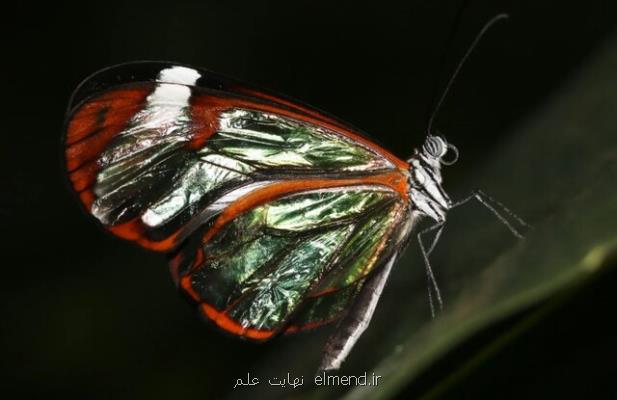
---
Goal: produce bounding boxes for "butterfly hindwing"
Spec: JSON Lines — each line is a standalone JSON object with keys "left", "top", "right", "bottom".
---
{"left": 173, "top": 186, "right": 410, "bottom": 339}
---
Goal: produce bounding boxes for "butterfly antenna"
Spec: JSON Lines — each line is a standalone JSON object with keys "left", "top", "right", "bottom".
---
{"left": 426, "top": 13, "right": 509, "bottom": 135}
{"left": 426, "top": 0, "right": 471, "bottom": 130}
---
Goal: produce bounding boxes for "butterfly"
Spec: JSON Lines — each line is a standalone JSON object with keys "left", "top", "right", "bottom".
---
{"left": 63, "top": 41, "right": 525, "bottom": 371}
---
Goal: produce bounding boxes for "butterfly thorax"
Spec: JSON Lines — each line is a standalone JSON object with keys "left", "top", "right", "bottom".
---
{"left": 407, "top": 136, "right": 456, "bottom": 223}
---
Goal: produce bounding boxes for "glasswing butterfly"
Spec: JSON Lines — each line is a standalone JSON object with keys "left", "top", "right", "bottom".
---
{"left": 62, "top": 14, "right": 526, "bottom": 372}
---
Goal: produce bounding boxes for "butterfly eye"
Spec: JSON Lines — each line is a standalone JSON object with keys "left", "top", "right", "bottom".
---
{"left": 423, "top": 136, "right": 446, "bottom": 159}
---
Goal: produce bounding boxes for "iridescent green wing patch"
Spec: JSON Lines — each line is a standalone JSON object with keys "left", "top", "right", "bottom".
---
{"left": 310, "top": 201, "right": 409, "bottom": 295}
{"left": 226, "top": 226, "right": 354, "bottom": 331}
{"left": 209, "top": 109, "right": 393, "bottom": 172}
{"left": 285, "top": 280, "right": 366, "bottom": 333}
{"left": 284, "top": 201, "right": 410, "bottom": 332}
{"left": 177, "top": 186, "right": 410, "bottom": 338}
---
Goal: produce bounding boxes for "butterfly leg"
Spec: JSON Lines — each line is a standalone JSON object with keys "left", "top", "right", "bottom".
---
{"left": 452, "top": 189, "right": 530, "bottom": 239}
{"left": 418, "top": 222, "right": 446, "bottom": 318}
{"left": 319, "top": 253, "right": 399, "bottom": 372}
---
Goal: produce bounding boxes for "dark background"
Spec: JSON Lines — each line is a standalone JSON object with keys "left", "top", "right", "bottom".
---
{"left": 2, "top": 0, "right": 616, "bottom": 398}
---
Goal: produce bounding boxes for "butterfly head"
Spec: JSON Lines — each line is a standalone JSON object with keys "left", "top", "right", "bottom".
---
{"left": 407, "top": 135, "right": 458, "bottom": 223}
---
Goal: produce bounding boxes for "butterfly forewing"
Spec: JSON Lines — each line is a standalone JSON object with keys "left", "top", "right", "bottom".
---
{"left": 63, "top": 62, "right": 413, "bottom": 341}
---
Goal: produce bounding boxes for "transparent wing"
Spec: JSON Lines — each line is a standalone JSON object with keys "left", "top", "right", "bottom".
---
{"left": 63, "top": 63, "right": 404, "bottom": 252}
{"left": 173, "top": 186, "right": 411, "bottom": 340}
